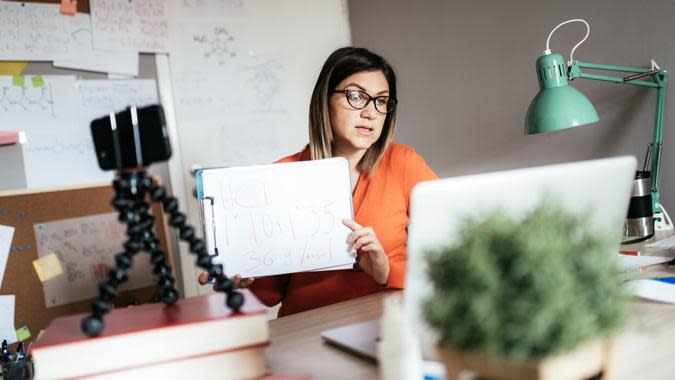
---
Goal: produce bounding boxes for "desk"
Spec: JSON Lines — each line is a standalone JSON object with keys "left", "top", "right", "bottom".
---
{"left": 267, "top": 290, "right": 389, "bottom": 379}
{"left": 267, "top": 274, "right": 675, "bottom": 379}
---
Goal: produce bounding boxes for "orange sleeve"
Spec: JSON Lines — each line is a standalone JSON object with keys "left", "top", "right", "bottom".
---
{"left": 404, "top": 147, "right": 438, "bottom": 209}
{"left": 386, "top": 147, "right": 438, "bottom": 289}
{"left": 249, "top": 274, "right": 291, "bottom": 308}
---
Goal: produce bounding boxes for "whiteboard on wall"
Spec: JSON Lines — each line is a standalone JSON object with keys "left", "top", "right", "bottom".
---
{"left": 0, "top": 76, "right": 159, "bottom": 189}
{"left": 161, "top": 0, "right": 351, "bottom": 296}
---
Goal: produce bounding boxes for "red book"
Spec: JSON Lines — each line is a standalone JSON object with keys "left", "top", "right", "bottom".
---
{"left": 31, "top": 290, "right": 268, "bottom": 379}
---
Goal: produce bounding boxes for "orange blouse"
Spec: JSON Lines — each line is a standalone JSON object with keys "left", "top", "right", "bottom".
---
{"left": 249, "top": 143, "right": 438, "bottom": 316}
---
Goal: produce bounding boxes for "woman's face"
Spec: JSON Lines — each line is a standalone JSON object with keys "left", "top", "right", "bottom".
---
{"left": 329, "top": 70, "right": 389, "bottom": 154}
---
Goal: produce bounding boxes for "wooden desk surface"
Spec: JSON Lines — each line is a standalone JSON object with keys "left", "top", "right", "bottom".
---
{"left": 267, "top": 290, "right": 389, "bottom": 379}
{"left": 267, "top": 266, "right": 675, "bottom": 379}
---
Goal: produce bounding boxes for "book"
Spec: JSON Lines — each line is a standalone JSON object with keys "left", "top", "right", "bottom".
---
{"left": 31, "top": 290, "right": 268, "bottom": 379}
{"left": 84, "top": 343, "right": 269, "bottom": 380}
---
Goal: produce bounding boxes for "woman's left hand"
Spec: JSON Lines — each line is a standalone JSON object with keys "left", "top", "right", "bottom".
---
{"left": 342, "top": 219, "right": 390, "bottom": 285}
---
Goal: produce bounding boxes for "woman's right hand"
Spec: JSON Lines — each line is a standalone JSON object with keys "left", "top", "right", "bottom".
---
{"left": 197, "top": 272, "right": 255, "bottom": 289}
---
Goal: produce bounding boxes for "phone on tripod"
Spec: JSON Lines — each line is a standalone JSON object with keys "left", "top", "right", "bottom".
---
{"left": 90, "top": 105, "right": 171, "bottom": 170}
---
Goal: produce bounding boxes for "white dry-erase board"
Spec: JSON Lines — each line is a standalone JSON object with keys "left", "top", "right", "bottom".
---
{"left": 159, "top": 0, "right": 352, "bottom": 295}
{"left": 196, "top": 158, "right": 356, "bottom": 278}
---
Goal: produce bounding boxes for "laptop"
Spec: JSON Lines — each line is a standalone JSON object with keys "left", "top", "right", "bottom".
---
{"left": 321, "top": 156, "right": 637, "bottom": 360}
{"left": 405, "top": 156, "right": 636, "bottom": 358}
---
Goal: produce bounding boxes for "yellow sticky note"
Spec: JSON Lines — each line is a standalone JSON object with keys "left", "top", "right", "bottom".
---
{"left": 12, "top": 75, "right": 24, "bottom": 87}
{"left": 31, "top": 75, "right": 45, "bottom": 88}
{"left": 32, "top": 253, "right": 63, "bottom": 282}
{"left": 0, "top": 61, "right": 28, "bottom": 76}
{"left": 16, "top": 326, "right": 31, "bottom": 342}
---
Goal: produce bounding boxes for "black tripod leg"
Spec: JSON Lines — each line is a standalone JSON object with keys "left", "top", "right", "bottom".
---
{"left": 149, "top": 182, "right": 244, "bottom": 311}
{"left": 82, "top": 176, "right": 141, "bottom": 336}
{"left": 133, "top": 204, "right": 179, "bottom": 305}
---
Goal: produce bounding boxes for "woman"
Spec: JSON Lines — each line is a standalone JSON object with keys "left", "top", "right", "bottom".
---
{"left": 199, "top": 47, "right": 437, "bottom": 316}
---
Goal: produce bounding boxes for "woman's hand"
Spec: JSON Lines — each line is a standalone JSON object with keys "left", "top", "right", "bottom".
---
{"left": 342, "top": 219, "right": 390, "bottom": 285}
{"left": 197, "top": 272, "right": 255, "bottom": 289}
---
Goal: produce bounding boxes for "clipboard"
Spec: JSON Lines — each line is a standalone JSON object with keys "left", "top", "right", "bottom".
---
{"left": 195, "top": 158, "right": 356, "bottom": 278}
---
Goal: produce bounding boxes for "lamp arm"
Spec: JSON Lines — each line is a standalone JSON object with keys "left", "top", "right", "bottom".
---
{"left": 569, "top": 61, "right": 665, "bottom": 88}
{"left": 569, "top": 61, "right": 669, "bottom": 214}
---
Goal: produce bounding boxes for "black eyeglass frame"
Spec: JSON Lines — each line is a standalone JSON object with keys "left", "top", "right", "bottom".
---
{"left": 331, "top": 89, "right": 398, "bottom": 114}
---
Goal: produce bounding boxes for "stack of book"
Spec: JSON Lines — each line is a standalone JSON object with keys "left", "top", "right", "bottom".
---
{"left": 31, "top": 290, "right": 269, "bottom": 379}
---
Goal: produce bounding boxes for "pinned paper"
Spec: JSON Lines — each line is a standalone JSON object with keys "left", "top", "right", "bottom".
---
{"left": 0, "top": 225, "right": 13, "bottom": 288}
{"left": 12, "top": 75, "right": 24, "bottom": 87}
{"left": 0, "top": 296, "right": 17, "bottom": 344}
{"left": 31, "top": 75, "right": 45, "bottom": 88}
{"left": 60, "top": 0, "right": 77, "bottom": 15}
{"left": 15, "top": 326, "right": 31, "bottom": 342}
{"left": 0, "top": 61, "right": 27, "bottom": 76}
{"left": 32, "top": 253, "right": 64, "bottom": 282}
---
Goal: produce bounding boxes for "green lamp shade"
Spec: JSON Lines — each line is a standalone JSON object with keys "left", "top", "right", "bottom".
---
{"left": 525, "top": 53, "right": 599, "bottom": 134}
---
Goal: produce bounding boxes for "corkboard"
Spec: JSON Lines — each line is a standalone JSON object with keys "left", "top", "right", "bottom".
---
{"left": 0, "top": 181, "right": 174, "bottom": 343}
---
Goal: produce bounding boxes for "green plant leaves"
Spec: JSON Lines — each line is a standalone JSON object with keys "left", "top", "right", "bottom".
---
{"left": 424, "top": 200, "right": 628, "bottom": 360}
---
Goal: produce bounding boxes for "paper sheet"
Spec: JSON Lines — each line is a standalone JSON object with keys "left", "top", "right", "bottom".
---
{"left": 624, "top": 278, "right": 675, "bottom": 304}
{"left": 0, "top": 1, "right": 72, "bottom": 60}
{"left": 0, "top": 76, "right": 159, "bottom": 189}
{"left": 0, "top": 295, "right": 17, "bottom": 344}
{"left": 53, "top": 13, "right": 139, "bottom": 76}
{"left": 198, "top": 158, "right": 356, "bottom": 278}
{"left": 615, "top": 255, "right": 673, "bottom": 271}
{"left": 647, "top": 235, "right": 675, "bottom": 249}
{"left": 0, "top": 75, "right": 113, "bottom": 188}
{"left": 90, "top": 0, "right": 169, "bottom": 52}
{"left": 0, "top": 224, "right": 12, "bottom": 288}
{"left": 34, "top": 213, "right": 154, "bottom": 307}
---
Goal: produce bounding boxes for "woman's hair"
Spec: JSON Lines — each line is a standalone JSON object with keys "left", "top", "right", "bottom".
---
{"left": 308, "top": 47, "right": 398, "bottom": 176}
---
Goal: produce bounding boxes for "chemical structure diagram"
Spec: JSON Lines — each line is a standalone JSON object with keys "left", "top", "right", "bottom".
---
{"left": 0, "top": 83, "right": 55, "bottom": 116}
{"left": 193, "top": 26, "right": 237, "bottom": 66}
{"left": 249, "top": 59, "right": 283, "bottom": 112}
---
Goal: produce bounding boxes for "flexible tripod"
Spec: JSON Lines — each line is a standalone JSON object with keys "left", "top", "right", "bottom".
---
{"left": 81, "top": 170, "right": 243, "bottom": 337}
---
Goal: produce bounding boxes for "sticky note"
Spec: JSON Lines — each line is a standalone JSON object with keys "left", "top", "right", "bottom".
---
{"left": 60, "top": 0, "right": 77, "bottom": 15}
{"left": 32, "top": 253, "right": 63, "bottom": 282}
{"left": 12, "top": 76, "right": 24, "bottom": 87}
{"left": 31, "top": 75, "right": 45, "bottom": 88}
{"left": 0, "top": 62, "right": 27, "bottom": 76}
{"left": 15, "top": 326, "right": 30, "bottom": 342}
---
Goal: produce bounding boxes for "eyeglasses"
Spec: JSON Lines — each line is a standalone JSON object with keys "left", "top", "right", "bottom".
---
{"left": 332, "top": 89, "right": 397, "bottom": 114}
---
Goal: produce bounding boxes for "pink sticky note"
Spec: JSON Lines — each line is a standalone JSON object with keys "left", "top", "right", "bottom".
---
{"left": 60, "top": 0, "right": 77, "bottom": 15}
{"left": 0, "top": 131, "right": 19, "bottom": 146}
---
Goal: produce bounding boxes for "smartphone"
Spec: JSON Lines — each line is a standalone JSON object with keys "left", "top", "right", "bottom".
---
{"left": 90, "top": 105, "right": 172, "bottom": 170}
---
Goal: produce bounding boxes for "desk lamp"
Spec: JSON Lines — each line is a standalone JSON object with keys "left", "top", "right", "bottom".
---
{"left": 525, "top": 19, "right": 671, "bottom": 243}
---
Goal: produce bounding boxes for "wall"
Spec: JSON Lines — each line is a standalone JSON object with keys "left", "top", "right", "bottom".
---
{"left": 348, "top": 0, "right": 674, "bottom": 212}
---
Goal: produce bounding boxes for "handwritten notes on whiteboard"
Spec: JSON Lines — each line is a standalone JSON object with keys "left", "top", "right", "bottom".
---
{"left": 90, "top": 0, "right": 169, "bottom": 52}
{"left": 34, "top": 213, "right": 154, "bottom": 307}
{"left": 197, "top": 158, "right": 356, "bottom": 278}
{"left": 54, "top": 13, "right": 139, "bottom": 76}
{"left": 0, "top": 76, "right": 158, "bottom": 190}
{"left": 0, "top": 1, "right": 72, "bottom": 60}
{"left": 76, "top": 79, "right": 158, "bottom": 124}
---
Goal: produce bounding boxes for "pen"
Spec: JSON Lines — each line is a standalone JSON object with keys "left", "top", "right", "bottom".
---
{"left": 1, "top": 339, "right": 9, "bottom": 362}
{"left": 17, "top": 341, "right": 25, "bottom": 360}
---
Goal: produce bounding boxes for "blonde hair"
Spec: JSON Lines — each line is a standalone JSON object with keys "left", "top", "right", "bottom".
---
{"left": 307, "top": 47, "right": 398, "bottom": 176}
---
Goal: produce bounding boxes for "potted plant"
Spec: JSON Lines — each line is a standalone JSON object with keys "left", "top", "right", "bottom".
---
{"left": 424, "top": 200, "right": 628, "bottom": 380}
